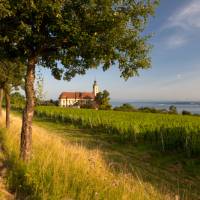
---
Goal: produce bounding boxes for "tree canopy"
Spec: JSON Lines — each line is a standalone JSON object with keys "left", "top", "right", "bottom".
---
{"left": 0, "top": 59, "right": 25, "bottom": 127}
{"left": 95, "top": 90, "right": 112, "bottom": 110}
{"left": 0, "top": 0, "right": 159, "bottom": 161}
{"left": 0, "top": 59, "right": 25, "bottom": 90}
{"left": 114, "top": 103, "right": 136, "bottom": 112}
{"left": 10, "top": 92, "right": 25, "bottom": 107}
{"left": 0, "top": 0, "right": 158, "bottom": 80}
{"left": 169, "top": 105, "right": 178, "bottom": 114}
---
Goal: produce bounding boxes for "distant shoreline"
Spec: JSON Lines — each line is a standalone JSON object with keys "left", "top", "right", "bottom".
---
{"left": 111, "top": 101, "right": 200, "bottom": 114}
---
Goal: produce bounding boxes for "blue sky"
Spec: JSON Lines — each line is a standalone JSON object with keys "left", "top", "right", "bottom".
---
{"left": 40, "top": 0, "right": 200, "bottom": 101}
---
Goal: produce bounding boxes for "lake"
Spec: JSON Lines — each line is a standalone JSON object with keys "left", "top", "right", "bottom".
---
{"left": 111, "top": 101, "right": 200, "bottom": 114}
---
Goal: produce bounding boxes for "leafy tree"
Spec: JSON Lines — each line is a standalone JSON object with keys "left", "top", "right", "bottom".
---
{"left": 0, "top": 60, "right": 25, "bottom": 128}
{"left": 39, "top": 99, "right": 58, "bottom": 106}
{"left": 10, "top": 92, "right": 25, "bottom": 108}
{"left": 95, "top": 90, "right": 111, "bottom": 110}
{"left": 114, "top": 103, "right": 136, "bottom": 112}
{"left": 138, "top": 107, "right": 168, "bottom": 114}
{"left": 79, "top": 100, "right": 93, "bottom": 109}
{"left": 0, "top": 0, "right": 159, "bottom": 161}
{"left": 169, "top": 105, "right": 177, "bottom": 114}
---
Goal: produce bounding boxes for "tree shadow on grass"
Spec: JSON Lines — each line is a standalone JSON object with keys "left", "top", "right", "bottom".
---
{"left": 33, "top": 116, "right": 200, "bottom": 200}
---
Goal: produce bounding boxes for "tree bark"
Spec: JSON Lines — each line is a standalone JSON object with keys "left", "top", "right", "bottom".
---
{"left": 0, "top": 89, "right": 3, "bottom": 118}
{"left": 5, "top": 90, "right": 10, "bottom": 129}
{"left": 20, "top": 56, "right": 36, "bottom": 162}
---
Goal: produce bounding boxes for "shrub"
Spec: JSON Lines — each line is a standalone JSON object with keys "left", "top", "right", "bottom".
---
{"left": 182, "top": 110, "right": 192, "bottom": 115}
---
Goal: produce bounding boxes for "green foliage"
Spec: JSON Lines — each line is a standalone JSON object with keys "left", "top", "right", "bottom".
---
{"left": 0, "top": 0, "right": 159, "bottom": 160}
{"left": 79, "top": 100, "right": 94, "bottom": 109}
{"left": 0, "top": 60, "right": 25, "bottom": 128}
{"left": 10, "top": 92, "right": 25, "bottom": 107}
{"left": 0, "top": 0, "right": 12, "bottom": 21}
{"left": 0, "top": 0, "right": 159, "bottom": 80}
{"left": 114, "top": 103, "right": 136, "bottom": 112}
{"left": 0, "top": 59, "right": 25, "bottom": 92}
{"left": 40, "top": 99, "right": 59, "bottom": 106}
{"left": 95, "top": 90, "right": 111, "bottom": 110}
{"left": 169, "top": 105, "right": 178, "bottom": 114}
{"left": 182, "top": 110, "right": 192, "bottom": 116}
{"left": 35, "top": 106, "right": 200, "bottom": 157}
{"left": 114, "top": 104, "right": 173, "bottom": 114}
{"left": 138, "top": 107, "right": 168, "bottom": 114}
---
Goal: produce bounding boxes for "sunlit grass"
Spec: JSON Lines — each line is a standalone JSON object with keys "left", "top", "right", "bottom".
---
{"left": 0, "top": 113, "right": 173, "bottom": 200}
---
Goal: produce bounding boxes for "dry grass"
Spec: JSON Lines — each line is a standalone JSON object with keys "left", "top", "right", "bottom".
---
{"left": 0, "top": 113, "right": 173, "bottom": 200}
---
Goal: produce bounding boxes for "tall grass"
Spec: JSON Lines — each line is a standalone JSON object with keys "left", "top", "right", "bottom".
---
{"left": 0, "top": 114, "right": 173, "bottom": 200}
{"left": 35, "top": 106, "right": 200, "bottom": 156}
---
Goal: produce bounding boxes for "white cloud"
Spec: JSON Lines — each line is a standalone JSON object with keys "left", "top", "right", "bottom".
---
{"left": 167, "top": 0, "right": 200, "bottom": 30}
{"left": 176, "top": 74, "right": 182, "bottom": 80}
{"left": 166, "top": 34, "right": 187, "bottom": 48}
{"left": 160, "top": 0, "right": 200, "bottom": 49}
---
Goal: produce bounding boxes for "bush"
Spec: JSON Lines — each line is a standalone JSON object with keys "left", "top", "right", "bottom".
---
{"left": 114, "top": 103, "right": 136, "bottom": 112}
{"left": 169, "top": 105, "right": 178, "bottom": 114}
{"left": 138, "top": 107, "right": 168, "bottom": 114}
{"left": 182, "top": 110, "right": 192, "bottom": 115}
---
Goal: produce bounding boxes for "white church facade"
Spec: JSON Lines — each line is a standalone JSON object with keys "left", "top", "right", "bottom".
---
{"left": 59, "top": 81, "right": 99, "bottom": 107}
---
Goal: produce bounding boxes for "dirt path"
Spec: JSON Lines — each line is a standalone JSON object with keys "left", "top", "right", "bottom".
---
{"left": 0, "top": 172, "right": 14, "bottom": 199}
{"left": 0, "top": 147, "right": 14, "bottom": 200}
{"left": 0, "top": 114, "right": 14, "bottom": 200}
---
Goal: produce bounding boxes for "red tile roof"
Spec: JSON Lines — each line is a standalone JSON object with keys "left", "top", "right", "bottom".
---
{"left": 59, "top": 92, "right": 95, "bottom": 99}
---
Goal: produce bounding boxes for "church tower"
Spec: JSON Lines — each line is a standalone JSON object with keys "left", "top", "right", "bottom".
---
{"left": 93, "top": 80, "right": 99, "bottom": 96}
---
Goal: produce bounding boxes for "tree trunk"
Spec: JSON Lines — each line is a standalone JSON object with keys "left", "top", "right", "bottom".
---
{"left": 0, "top": 89, "right": 3, "bottom": 118}
{"left": 5, "top": 90, "right": 10, "bottom": 129}
{"left": 20, "top": 56, "right": 36, "bottom": 162}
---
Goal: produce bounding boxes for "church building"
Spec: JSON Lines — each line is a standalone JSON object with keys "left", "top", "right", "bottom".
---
{"left": 59, "top": 81, "right": 99, "bottom": 107}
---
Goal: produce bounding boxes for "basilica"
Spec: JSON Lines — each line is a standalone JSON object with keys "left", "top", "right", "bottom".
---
{"left": 59, "top": 81, "right": 99, "bottom": 107}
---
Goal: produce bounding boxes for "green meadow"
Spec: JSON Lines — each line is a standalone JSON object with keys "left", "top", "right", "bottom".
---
{"left": 1, "top": 106, "right": 199, "bottom": 199}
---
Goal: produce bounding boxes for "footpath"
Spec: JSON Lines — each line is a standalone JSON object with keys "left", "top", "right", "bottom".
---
{"left": 0, "top": 148, "right": 14, "bottom": 200}
{"left": 0, "top": 115, "right": 14, "bottom": 200}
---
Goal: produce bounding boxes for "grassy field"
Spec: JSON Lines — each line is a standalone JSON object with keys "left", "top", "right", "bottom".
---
{"left": 33, "top": 117, "right": 200, "bottom": 198}
{"left": 2, "top": 107, "right": 199, "bottom": 199}
{"left": 0, "top": 112, "right": 179, "bottom": 200}
{"left": 35, "top": 106, "right": 200, "bottom": 156}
